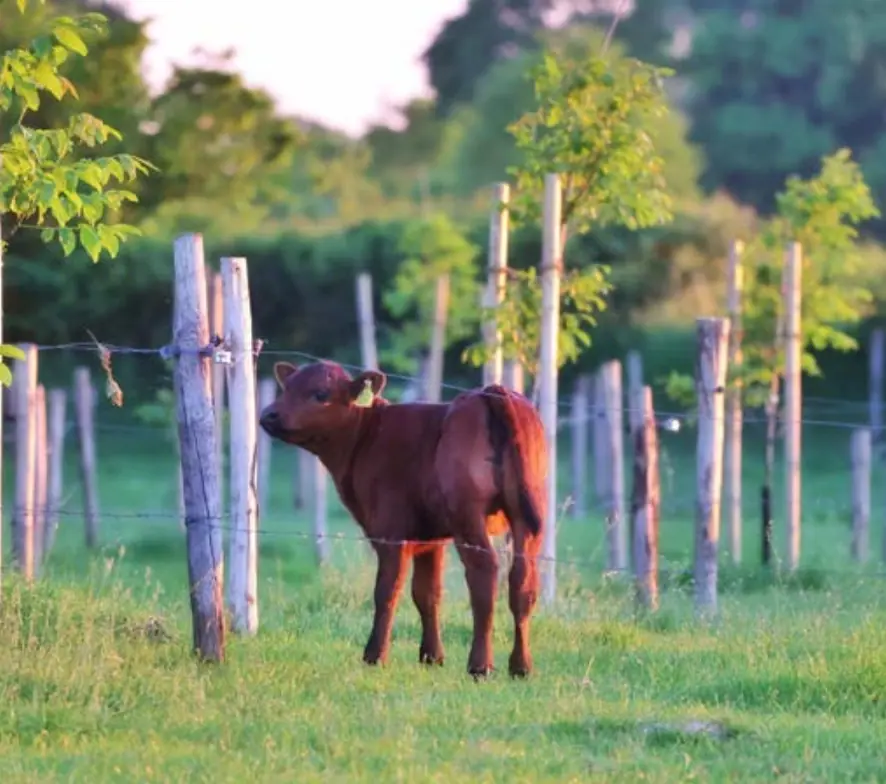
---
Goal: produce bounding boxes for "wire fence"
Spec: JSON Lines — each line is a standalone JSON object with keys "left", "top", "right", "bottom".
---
{"left": 23, "top": 338, "right": 883, "bottom": 428}
{"left": 8, "top": 339, "right": 886, "bottom": 589}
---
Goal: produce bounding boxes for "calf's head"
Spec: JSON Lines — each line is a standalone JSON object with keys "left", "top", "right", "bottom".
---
{"left": 258, "top": 360, "right": 386, "bottom": 446}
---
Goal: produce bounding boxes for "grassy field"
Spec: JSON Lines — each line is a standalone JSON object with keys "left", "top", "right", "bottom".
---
{"left": 3, "top": 401, "right": 886, "bottom": 782}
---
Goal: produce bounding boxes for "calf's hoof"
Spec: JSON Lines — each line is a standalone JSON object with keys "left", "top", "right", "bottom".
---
{"left": 419, "top": 648, "right": 445, "bottom": 666}
{"left": 508, "top": 652, "right": 533, "bottom": 679}
{"left": 362, "top": 646, "right": 385, "bottom": 667}
{"left": 468, "top": 664, "right": 494, "bottom": 681}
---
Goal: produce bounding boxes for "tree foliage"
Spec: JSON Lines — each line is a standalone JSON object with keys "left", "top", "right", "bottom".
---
{"left": 682, "top": 0, "right": 886, "bottom": 229}
{"left": 447, "top": 24, "right": 702, "bottom": 204}
{"left": 462, "top": 264, "right": 612, "bottom": 377}
{"left": 381, "top": 214, "right": 482, "bottom": 373}
{"left": 0, "top": 0, "right": 153, "bottom": 385}
{"left": 741, "top": 148, "right": 879, "bottom": 401}
{"left": 463, "top": 41, "right": 676, "bottom": 377}
{"left": 508, "top": 47, "right": 675, "bottom": 236}
{"left": 664, "top": 147, "right": 880, "bottom": 409}
{"left": 421, "top": 0, "right": 550, "bottom": 116}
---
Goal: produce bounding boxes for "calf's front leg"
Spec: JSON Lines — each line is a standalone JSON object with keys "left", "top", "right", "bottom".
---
{"left": 363, "top": 542, "right": 408, "bottom": 666}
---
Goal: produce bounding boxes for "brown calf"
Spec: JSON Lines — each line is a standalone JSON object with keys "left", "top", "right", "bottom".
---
{"left": 258, "top": 359, "right": 547, "bottom": 678}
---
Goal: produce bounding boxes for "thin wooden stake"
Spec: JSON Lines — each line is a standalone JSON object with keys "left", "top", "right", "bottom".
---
{"left": 297, "top": 448, "right": 313, "bottom": 512}
{"left": 73, "top": 367, "right": 99, "bottom": 549}
{"left": 0, "top": 224, "right": 4, "bottom": 590}
{"left": 13, "top": 343, "right": 37, "bottom": 580}
{"left": 631, "top": 386, "right": 659, "bottom": 611}
{"left": 871, "top": 328, "right": 884, "bottom": 449}
{"left": 257, "top": 377, "right": 276, "bottom": 518}
{"left": 593, "top": 371, "right": 609, "bottom": 512}
{"left": 784, "top": 242, "right": 802, "bottom": 572}
{"left": 356, "top": 273, "right": 379, "bottom": 369}
{"left": 313, "top": 456, "right": 330, "bottom": 564}
{"left": 32, "top": 385, "right": 47, "bottom": 576}
{"left": 601, "top": 360, "right": 626, "bottom": 572}
{"left": 851, "top": 428, "right": 871, "bottom": 564}
{"left": 223, "top": 256, "right": 259, "bottom": 635}
{"left": 210, "top": 271, "right": 226, "bottom": 511}
{"left": 502, "top": 360, "right": 524, "bottom": 394}
{"left": 725, "top": 240, "right": 744, "bottom": 564}
{"left": 570, "top": 375, "right": 591, "bottom": 519}
{"left": 626, "top": 350, "right": 644, "bottom": 437}
{"left": 538, "top": 173, "right": 562, "bottom": 605}
{"left": 424, "top": 275, "right": 450, "bottom": 403}
{"left": 483, "top": 183, "right": 509, "bottom": 386}
{"left": 694, "top": 317, "right": 730, "bottom": 616}
{"left": 173, "top": 233, "right": 225, "bottom": 662}
{"left": 43, "top": 389, "right": 66, "bottom": 561}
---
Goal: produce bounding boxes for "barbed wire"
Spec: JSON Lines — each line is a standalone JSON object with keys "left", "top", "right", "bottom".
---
{"left": 21, "top": 339, "right": 885, "bottom": 430}
{"left": 18, "top": 503, "right": 886, "bottom": 585}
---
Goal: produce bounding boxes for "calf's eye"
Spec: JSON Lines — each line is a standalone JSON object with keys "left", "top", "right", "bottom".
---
{"left": 313, "top": 389, "right": 330, "bottom": 403}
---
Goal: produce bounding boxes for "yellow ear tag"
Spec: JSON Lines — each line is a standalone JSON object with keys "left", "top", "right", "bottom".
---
{"left": 354, "top": 379, "right": 374, "bottom": 408}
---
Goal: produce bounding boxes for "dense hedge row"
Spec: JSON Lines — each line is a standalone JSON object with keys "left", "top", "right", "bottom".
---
{"left": 5, "top": 202, "right": 877, "bottom": 407}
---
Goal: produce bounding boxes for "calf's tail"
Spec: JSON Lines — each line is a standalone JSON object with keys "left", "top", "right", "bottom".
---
{"left": 482, "top": 385, "right": 545, "bottom": 537}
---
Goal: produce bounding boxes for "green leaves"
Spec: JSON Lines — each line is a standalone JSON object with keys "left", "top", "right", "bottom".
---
{"left": 0, "top": 343, "right": 26, "bottom": 389}
{"left": 1, "top": 3, "right": 154, "bottom": 263}
{"left": 741, "top": 148, "right": 878, "bottom": 400}
{"left": 381, "top": 214, "right": 481, "bottom": 373}
{"left": 507, "top": 49, "right": 675, "bottom": 238}
{"left": 462, "top": 265, "right": 612, "bottom": 377}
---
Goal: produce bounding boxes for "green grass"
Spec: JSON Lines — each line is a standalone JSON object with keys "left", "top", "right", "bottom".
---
{"left": 3, "top": 403, "right": 886, "bottom": 782}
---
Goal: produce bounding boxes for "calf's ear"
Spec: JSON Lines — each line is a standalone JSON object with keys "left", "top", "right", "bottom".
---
{"left": 273, "top": 361, "right": 298, "bottom": 390}
{"left": 348, "top": 370, "right": 386, "bottom": 407}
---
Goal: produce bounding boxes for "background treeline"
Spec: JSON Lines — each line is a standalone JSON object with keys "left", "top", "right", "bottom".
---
{"left": 5, "top": 0, "right": 886, "bottom": 401}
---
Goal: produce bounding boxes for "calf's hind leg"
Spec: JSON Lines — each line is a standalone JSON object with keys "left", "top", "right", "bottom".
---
{"left": 411, "top": 546, "right": 446, "bottom": 665}
{"left": 453, "top": 522, "right": 499, "bottom": 678}
{"left": 507, "top": 527, "right": 541, "bottom": 678}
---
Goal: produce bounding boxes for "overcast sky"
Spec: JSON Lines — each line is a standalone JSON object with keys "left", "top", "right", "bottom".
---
{"left": 120, "top": 0, "right": 467, "bottom": 135}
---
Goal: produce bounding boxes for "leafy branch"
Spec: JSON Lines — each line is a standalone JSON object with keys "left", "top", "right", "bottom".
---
{"left": 1, "top": 2, "right": 156, "bottom": 263}
{"left": 462, "top": 266, "right": 611, "bottom": 377}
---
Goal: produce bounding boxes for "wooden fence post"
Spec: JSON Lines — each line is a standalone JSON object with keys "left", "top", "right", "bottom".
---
{"left": 223, "top": 256, "right": 259, "bottom": 635}
{"left": 424, "top": 275, "right": 450, "bottom": 403}
{"left": 33, "top": 385, "right": 47, "bottom": 576}
{"left": 210, "top": 271, "right": 226, "bottom": 512}
{"left": 502, "top": 360, "right": 524, "bottom": 394}
{"left": 725, "top": 239, "right": 744, "bottom": 564}
{"left": 0, "top": 226, "right": 4, "bottom": 590}
{"left": 570, "top": 374, "right": 591, "bottom": 519}
{"left": 538, "top": 172, "right": 562, "bottom": 605}
{"left": 257, "top": 377, "right": 276, "bottom": 518}
{"left": 592, "top": 371, "right": 609, "bottom": 512}
{"left": 626, "top": 350, "right": 644, "bottom": 437}
{"left": 851, "top": 428, "right": 871, "bottom": 563}
{"left": 43, "top": 389, "right": 66, "bottom": 561}
{"left": 870, "top": 328, "right": 884, "bottom": 448}
{"left": 173, "top": 233, "right": 225, "bottom": 662}
{"left": 600, "top": 360, "right": 626, "bottom": 573}
{"left": 631, "top": 386, "right": 659, "bottom": 611}
{"left": 297, "top": 448, "right": 313, "bottom": 512}
{"left": 784, "top": 242, "right": 802, "bottom": 572}
{"left": 73, "top": 367, "right": 99, "bottom": 549}
{"left": 13, "top": 344, "right": 38, "bottom": 580}
{"left": 483, "top": 182, "right": 510, "bottom": 386}
{"left": 313, "top": 456, "right": 330, "bottom": 564}
{"left": 694, "top": 317, "right": 730, "bottom": 616}
{"left": 356, "top": 272, "right": 378, "bottom": 370}
{"left": 625, "top": 351, "right": 643, "bottom": 565}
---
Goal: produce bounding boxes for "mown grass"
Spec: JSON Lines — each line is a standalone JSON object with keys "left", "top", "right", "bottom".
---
{"left": 2, "top": 404, "right": 886, "bottom": 782}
